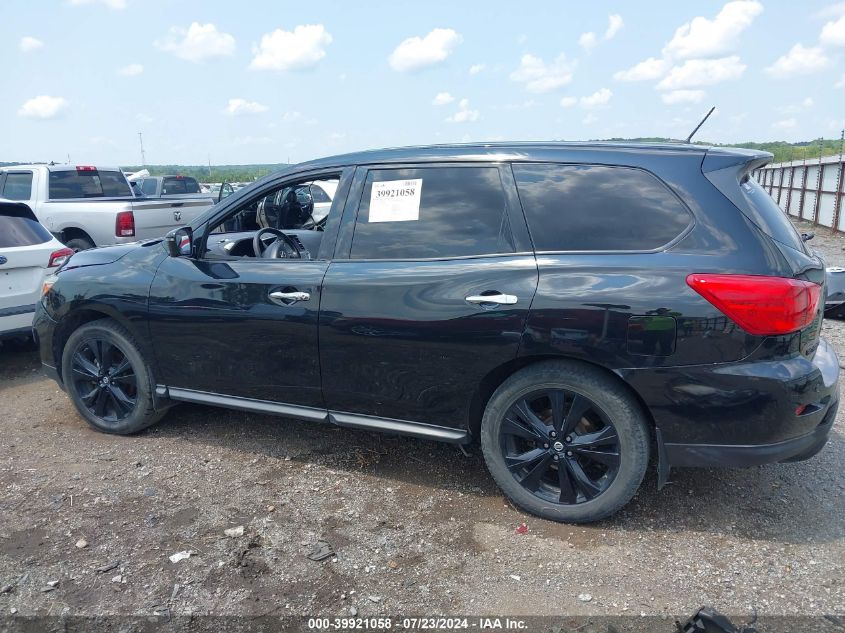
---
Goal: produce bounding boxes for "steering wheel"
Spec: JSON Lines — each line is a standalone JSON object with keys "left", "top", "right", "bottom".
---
{"left": 253, "top": 227, "right": 305, "bottom": 259}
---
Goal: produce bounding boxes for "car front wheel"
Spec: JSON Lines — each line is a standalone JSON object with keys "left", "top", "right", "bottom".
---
{"left": 61, "top": 319, "right": 165, "bottom": 435}
{"left": 481, "top": 360, "right": 650, "bottom": 523}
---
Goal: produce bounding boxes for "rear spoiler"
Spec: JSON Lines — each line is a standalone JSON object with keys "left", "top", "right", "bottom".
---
{"left": 0, "top": 201, "right": 39, "bottom": 222}
{"left": 702, "top": 148, "right": 773, "bottom": 180}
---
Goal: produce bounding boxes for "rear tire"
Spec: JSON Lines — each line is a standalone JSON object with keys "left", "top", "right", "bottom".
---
{"left": 65, "top": 236, "right": 95, "bottom": 252}
{"left": 61, "top": 319, "right": 164, "bottom": 435}
{"left": 481, "top": 360, "right": 650, "bottom": 523}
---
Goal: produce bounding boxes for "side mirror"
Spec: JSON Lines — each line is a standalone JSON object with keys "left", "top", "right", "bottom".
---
{"left": 165, "top": 226, "right": 193, "bottom": 257}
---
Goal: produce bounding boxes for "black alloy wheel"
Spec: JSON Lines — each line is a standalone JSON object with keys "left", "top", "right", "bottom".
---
{"left": 500, "top": 389, "right": 620, "bottom": 505}
{"left": 70, "top": 338, "right": 138, "bottom": 424}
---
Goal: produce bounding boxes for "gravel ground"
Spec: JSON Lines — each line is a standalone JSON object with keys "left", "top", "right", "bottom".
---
{"left": 0, "top": 221, "right": 844, "bottom": 631}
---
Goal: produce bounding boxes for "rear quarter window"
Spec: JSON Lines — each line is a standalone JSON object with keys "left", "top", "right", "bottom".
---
{"left": 738, "top": 179, "right": 806, "bottom": 253}
{"left": 513, "top": 163, "right": 693, "bottom": 252}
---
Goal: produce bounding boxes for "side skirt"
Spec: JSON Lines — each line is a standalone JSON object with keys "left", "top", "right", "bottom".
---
{"left": 156, "top": 386, "right": 470, "bottom": 444}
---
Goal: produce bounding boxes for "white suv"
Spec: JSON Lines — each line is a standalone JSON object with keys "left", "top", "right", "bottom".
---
{"left": 0, "top": 202, "right": 72, "bottom": 343}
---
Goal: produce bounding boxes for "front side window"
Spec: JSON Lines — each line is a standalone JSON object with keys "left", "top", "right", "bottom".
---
{"left": 1, "top": 172, "right": 33, "bottom": 200}
{"left": 350, "top": 166, "right": 513, "bottom": 259}
{"left": 513, "top": 163, "right": 693, "bottom": 252}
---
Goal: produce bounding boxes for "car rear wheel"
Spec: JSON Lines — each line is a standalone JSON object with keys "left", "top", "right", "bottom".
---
{"left": 61, "top": 319, "right": 165, "bottom": 434}
{"left": 65, "top": 236, "right": 95, "bottom": 252}
{"left": 481, "top": 360, "right": 650, "bottom": 523}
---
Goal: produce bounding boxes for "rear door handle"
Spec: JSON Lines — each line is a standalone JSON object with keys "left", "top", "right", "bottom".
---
{"left": 465, "top": 293, "right": 518, "bottom": 305}
{"left": 270, "top": 290, "right": 310, "bottom": 303}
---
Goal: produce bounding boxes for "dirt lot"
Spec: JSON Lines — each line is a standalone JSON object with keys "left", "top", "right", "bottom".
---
{"left": 1, "top": 221, "right": 844, "bottom": 631}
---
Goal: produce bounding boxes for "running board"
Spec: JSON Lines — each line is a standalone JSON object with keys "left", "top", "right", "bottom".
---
{"left": 157, "top": 386, "right": 470, "bottom": 444}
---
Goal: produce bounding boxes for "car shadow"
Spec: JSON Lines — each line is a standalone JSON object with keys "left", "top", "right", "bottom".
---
{"left": 148, "top": 402, "right": 845, "bottom": 546}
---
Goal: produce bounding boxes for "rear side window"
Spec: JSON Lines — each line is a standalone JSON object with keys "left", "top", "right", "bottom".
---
{"left": 513, "top": 163, "right": 693, "bottom": 252}
{"left": 1, "top": 172, "right": 34, "bottom": 200}
{"left": 163, "top": 177, "right": 200, "bottom": 194}
{"left": 0, "top": 213, "right": 52, "bottom": 247}
{"left": 351, "top": 167, "right": 513, "bottom": 259}
{"left": 49, "top": 170, "right": 131, "bottom": 199}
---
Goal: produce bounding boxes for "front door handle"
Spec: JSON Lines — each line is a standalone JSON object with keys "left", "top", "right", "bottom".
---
{"left": 270, "top": 290, "right": 310, "bottom": 303}
{"left": 465, "top": 293, "right": 518, "bottom": 305}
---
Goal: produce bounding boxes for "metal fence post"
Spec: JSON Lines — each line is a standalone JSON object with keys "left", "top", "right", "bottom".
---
{"left": 832, "top": 130, "right": 845, "bottom": 234}
{"left": 813, "top": 137, "right": 824, "bottom": 225}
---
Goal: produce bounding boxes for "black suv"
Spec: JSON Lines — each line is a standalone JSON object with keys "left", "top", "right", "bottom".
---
{"left": 33, "top": 142, "right": 839, "bottom": 523}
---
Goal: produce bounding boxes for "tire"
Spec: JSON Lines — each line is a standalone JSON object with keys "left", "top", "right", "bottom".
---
{"left": 61, "top": 318, "right": 165, "bottom": 435}
{"left": 824, "top": 303, "right": 845, "bottom": 320}
{"left": 65, "top": 236, "right": 95, "bottom": 252}
{"left": 481, "top": 360, "right": 650, "bottom": 523}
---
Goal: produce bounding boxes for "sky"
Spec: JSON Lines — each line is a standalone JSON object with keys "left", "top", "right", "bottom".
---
{"left": 2, "top": 0, "right": 845, "bottom": 166}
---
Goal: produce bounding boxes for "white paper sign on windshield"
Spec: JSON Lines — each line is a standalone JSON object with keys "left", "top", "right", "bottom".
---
{"left": 368, "top": 179, "right": 423, "bottom": 222}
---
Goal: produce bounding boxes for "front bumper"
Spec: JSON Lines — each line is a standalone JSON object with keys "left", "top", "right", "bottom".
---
{"left": 621, "top": 337, "right": 839, "bottom": 468}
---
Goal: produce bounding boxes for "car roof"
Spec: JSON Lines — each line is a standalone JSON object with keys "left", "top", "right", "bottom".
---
{"left": 286, "top": 140, "right": 730, "bottom": 173}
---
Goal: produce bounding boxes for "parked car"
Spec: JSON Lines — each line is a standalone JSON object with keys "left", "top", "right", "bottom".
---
{"left": 0, "top": 164, "right": 213, "bottom": 251}
{"left": 1, "top": 201, "right": 72, "bottom": 344}
{"left": 131, "top": 175, "right": 215, "bottom": 204}
{"left": 34, "top": 142, "right": 837, "bottom": 523}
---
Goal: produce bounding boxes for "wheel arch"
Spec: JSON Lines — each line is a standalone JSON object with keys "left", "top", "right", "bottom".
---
{"left": 59, "top": 227, "right": 95, "bottom": 247}
{"left": 52, "top": 305, "right": 146, "bottom": 382}
{"left": 466, "top": 354, "right": 657, "bottom": 443}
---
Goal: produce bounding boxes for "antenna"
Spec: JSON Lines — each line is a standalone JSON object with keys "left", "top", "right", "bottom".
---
{"left": 138, "top": 132, "right": 146, "bottom": 166}
{"left": 685, "top": 106, "right": 716, "bottom": 143}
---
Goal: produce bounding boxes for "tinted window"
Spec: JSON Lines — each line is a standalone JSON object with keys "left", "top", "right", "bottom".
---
{"left": 49, "top": 170, "right": 131, "bottom": 198}
{"left": 2, "top": 172, "right": 34, "bottom": 200}
{"left": 162, "top": 178, "right": 187, "bottom": 194}
{"left": 311, "top": 184, "right": 331, "bottom": 203}
{"left": 141, "top": 179, "right": 158, "bottom": 195}
{"left": 513, "top": 164, "right": 693, "bottom": 252}
{"left": 738, "top": 179, "right": 805, "bottom": 252}
{"left": 351, "top": 167, "right": 513, "bottom": 259}
{"left": 0, "top": 213, "right": 52, "bottom": 247}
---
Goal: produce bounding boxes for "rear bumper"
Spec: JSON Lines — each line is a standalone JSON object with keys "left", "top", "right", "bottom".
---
{"left": 32, "top": 306, "right": 63, "bottom": 389}
{"left": 620, "top": 337, "right": 839, "bottom": 468}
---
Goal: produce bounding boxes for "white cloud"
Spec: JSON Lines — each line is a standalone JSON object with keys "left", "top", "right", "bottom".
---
{"left": 18, "top": 95, "right": 67, "bottom": 119}
{"left": 837, "top": 74, "right": 845, "bottom": 88}
{"left": 579, "top": 32, "right": 598, "bottom": 52}
{"left": 613, "top": 57, "right": 668, "bottom": 81}
{"left": 510, "top": 53, "right": 576, "bottom": 93}
{"left": 604, "top": 14, "right": 624, "bottom": 40}
{"left": 802, "top": 96, "right": 814, "bottom": 107}
{"left": 155, "top": 23, "right": 235, "bottom": 63}
{"left": 432, "top": 92, "right": 455, "bottom": 106}
{"left": 765, "top": 44, "right": 831, "bottom": 78}
{"left": 580, "top": 14, "right": 623, "bottom": 52}
{"left": 20, "top": 36, "right": 43, "bottom": 52}
{"left": 469, "top": 63, "right": 485, "bottom": 75}
{"left": 663, "top": 1, "right": 763, "bottom": 59}
{"left": 224, "top": 98, "right": 269, "bottom": 116}
{"left": 560, "top": 96, "right": 577, "bottom": 107}
{"left": 234, "top": 136, "right": 274, "bottom": 146}
{"left": 118, "top": 63, "right": 143, "bottom": 76}
{"left": 249, "top": 24, "right": 332, "bottom": 71}
{"left": 282, "top": 111, "right": 303, "bottom": 122}
{"left": 656, "top": 56, "right": 746, "bottom": 90}
{"left": 772, "top": 118, "right": 797, "bottom": 130}
{"left": 446, "top": 98, "right": 479, "bottom": 123}
{"left": 779, "top": 97, "right": 814, "bottom": 113}
{"left": 389, "top": 28, "right": 462, "bottom": 72}
{"left": 661, "top": 89, "right": 706, "bottom": 104}
{"left": 820, "top": 15, "right": 845, "bottom": 46}
{"left": 580, "top": 88, "right": 612, "bottom": 108}
{"left": 68, "top": 0, "right": 126, "bottom": 8}
{"left": 814, "top": 2, "right": 845, "bottom": 19}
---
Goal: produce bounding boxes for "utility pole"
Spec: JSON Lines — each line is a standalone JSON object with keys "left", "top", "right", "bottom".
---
{"left": 138, "top": 132, "right": 146, "bottom": 166}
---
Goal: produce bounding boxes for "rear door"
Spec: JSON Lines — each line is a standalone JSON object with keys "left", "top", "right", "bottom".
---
{"left": 318, "top": 163, "right": 538, "bottom": 429}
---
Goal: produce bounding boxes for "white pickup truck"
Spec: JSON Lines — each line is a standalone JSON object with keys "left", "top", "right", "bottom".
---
{"left": 0, "top": 164, "right": 212, "bottom": 250}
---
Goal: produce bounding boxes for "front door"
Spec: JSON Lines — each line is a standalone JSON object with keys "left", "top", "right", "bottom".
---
{"left": 147, "top": 170, "right": 348, "bottom": 408}
{"left": 319, "top": 164, "right": 538, "bottom": 428}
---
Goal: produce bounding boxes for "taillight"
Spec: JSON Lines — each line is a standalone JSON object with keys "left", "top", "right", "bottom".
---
{"left": 48, "top": 247, "right": 74, "bottom": 268}
{"left": 686, "top": 273, "right": 821, "bottom": 336}
{"left": 115, "top": 210, "right": 135, "bottom": 237}
{"left": 76, "top": 165, "right": 96, "bottom": 172}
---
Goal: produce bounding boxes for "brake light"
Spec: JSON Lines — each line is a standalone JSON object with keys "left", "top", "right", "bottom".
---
{"left": 76, "top": 165, "right": 96, "bottom": 172}
{"left": 686, "top": 273, "right": 821, "bottom": 336}
{"left": 48, "top": 247, "right": 74, "bottom": 268}
{"left": 115, "top": 210, "right": 135, "bottom": 237}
